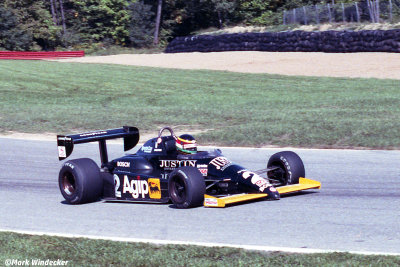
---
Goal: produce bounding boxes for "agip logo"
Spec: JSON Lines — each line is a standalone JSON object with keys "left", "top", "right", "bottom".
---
{"left": 114, "top": 175, "right": 162, "bottom": 200}
{"left": 148, "top": 178, "right": 161, "bottom": 199}
{"left": 122, "top": 176, "right": 149, "bottom": 198}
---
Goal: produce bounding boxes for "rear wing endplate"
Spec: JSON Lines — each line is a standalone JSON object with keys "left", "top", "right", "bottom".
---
{"left": 57, "top": 126, "right": 139, "bottom": 162}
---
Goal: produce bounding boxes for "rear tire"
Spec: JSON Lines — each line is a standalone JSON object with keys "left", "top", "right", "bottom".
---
{"left": 168, "top": 167, "right": 205, "bottom": 209}
{"left": 58, "top": 158, "right": 102, "bottom": 204}
{"left": 267, "top": 151, "right": 305, "bottom": 186}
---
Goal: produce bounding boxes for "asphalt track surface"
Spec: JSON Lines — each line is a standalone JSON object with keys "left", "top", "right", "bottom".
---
{"left": 1, "top": 138, "right": 399, "bottom": 254}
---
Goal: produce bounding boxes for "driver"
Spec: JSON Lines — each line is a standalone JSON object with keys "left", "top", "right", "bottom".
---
{"left": 176, "top": 134, "right": 197, "bottom": 154}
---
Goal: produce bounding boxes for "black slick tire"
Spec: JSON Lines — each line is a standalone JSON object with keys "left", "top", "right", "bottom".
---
{"left": 58, "top": 158, "right": 102, "bottom": 204}
{"left": 267, "top": 151, "right": 305, "bottom": 185}
{"left": 168, "top": 167, "right": 205, "bottom": 209}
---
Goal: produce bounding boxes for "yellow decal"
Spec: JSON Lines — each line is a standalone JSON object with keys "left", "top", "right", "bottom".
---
{"left": 148, "top": 178, "right": 161, "bottom": 199}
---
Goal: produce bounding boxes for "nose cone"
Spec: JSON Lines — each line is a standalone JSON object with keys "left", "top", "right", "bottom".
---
{"left": 265, "top": 186, "right": 280, "bottom": 200}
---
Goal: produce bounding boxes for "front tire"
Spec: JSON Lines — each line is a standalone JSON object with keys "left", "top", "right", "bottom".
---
{"left": 267, "top": 151, "right": 305, "bottom": 186}
{"left": 168, "top": 167, "right": 205, "bottom": 209}
{"left": 58, "top": 158, "right": 102, "bottom": 204}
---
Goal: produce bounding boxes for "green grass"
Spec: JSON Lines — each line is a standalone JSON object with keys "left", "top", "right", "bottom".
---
{"left": 0, "top": 232, "right": 399, "bottom": 267}
{"left": 0, "top": 60, "right": 399, "bottom": 149}
{"left": 84, "top": 45, "right": 164, "bottom": 56}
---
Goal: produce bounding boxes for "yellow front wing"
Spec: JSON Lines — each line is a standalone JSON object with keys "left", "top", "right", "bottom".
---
{"left": 203, "top": 177, "right": 321, "bottom": 208}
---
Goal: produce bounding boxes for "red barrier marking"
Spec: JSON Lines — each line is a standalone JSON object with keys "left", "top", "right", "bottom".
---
{"left": 0, "top": 51, "right": 85, "bottom": 60}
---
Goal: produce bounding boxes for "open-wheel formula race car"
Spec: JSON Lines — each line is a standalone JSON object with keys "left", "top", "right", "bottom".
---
{"left": 57, "top": 126, "right": 320, "bottom": 208}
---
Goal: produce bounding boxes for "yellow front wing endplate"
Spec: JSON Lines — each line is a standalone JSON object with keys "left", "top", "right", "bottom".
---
{"left": 203, "top": 177, "right": 321, "bottom": 208}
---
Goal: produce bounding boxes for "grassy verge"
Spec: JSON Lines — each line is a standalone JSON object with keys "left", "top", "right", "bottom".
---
{"left": 1, "top": 60, "right": 399, "bottom": 149}
{"left": 0, "top": 232, "right": 399, "bottom": 267}
{"left": 84, "top": 45, "right": 164, "bottom": 56}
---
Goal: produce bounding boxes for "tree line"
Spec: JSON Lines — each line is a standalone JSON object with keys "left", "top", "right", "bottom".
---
{"left": 0, "top": 0, "right": 326, "bottom": 51}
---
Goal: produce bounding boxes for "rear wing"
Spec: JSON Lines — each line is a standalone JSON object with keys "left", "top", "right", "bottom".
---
{"left": 57, "top": 126, "right": 139, "bottom": 164}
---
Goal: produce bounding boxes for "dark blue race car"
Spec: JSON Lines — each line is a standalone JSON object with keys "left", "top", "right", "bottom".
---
{"left": 57, "top": 126, "right": 320, "bottom": 208}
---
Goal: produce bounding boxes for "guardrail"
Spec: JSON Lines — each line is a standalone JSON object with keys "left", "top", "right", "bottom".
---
{"left": 0, "top": 51, "right": 85, "bottom": 60}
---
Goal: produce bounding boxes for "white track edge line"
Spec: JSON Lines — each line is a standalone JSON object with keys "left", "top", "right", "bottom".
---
{"left": 1, "top": 229, "right": 399, "bottom": 256}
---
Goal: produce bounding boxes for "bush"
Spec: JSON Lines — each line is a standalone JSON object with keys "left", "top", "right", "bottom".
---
{"left": 251, "top": 10, "right": 283, "bottom": 25}
{"left": 128, "top": 1, "right": 155, "bottom": 47}
{"left": 0, "top": 6, "right": 33, "bottom": 50}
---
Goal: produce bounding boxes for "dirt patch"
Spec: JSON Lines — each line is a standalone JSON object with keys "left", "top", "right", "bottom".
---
{"left": 55, "top": 51, "right": 400, "bottom": 80}
{"left": 0, "top": 132, "right": 56, "bottom": 141}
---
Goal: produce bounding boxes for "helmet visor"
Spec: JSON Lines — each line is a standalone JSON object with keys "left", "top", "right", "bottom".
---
{"left": 176, "top": 137, "right": 197, "bottom": 154}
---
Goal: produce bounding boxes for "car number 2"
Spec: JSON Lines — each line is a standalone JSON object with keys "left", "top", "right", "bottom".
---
{"left": 114, "top": 174, "right": 121, "bottom": 198}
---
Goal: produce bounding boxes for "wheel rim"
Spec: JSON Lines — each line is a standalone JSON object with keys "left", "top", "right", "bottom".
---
{"left": 62, "top": 172, "right": 76, "bottom": 196}
{"left": 171, "top": 176, "right": 186, "bottom": 204}
{"left": 268, "top": 162, "right": 288, "bottom": 186}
